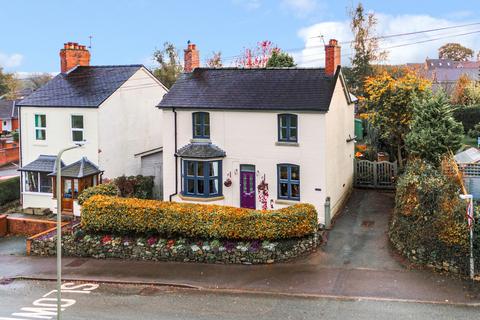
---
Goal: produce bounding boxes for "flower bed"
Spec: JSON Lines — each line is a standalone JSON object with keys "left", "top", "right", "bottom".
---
{"left": 29, "top": 227, "right": 322, "bottom": 264}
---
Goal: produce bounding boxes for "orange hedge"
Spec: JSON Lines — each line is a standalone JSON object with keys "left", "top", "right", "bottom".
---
{"left": 81, "top": 195, "right": 317, "bottom": 240}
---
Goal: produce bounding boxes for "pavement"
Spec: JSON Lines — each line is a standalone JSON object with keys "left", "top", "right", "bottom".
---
{"left": 0, "top": 280, "right": 478, "bottom": 320}
{"left": 1, "top": 189, "right": 479, "bottom": 306}
{"left": 0, "top": 163, "right": 19, "bottom": 179}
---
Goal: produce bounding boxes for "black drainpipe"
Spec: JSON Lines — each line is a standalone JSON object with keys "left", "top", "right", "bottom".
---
{"left": 17, "top": 101, "right": 23, "bottom": 206}
{"left": 169, "top": 107, "right": 178, "bottom": 201}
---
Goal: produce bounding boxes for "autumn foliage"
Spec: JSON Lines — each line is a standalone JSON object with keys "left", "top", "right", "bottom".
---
{"left": 81, "top": 195, "right": 318, "bottom": 240}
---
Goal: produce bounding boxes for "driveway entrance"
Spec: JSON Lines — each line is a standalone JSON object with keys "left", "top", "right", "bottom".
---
{"left": 309, "top": 189, "right": 402, "bottom": 270}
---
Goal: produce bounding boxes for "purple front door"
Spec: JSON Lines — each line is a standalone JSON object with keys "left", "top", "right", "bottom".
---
{"left": 240, "top": 166, "right": 256, "bottom": 209}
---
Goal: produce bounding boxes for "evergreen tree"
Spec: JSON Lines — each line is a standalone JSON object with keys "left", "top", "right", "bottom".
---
{"left": 406, "top": 94, "right": 463, "bottom": 165}
{"left": 266, "top": 50, "right": 295, "bottom": 67}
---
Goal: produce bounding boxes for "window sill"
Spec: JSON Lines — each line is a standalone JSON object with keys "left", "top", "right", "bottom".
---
{"left": 22, "top": 192, "right": 53, "bottom": 196}
{"left": 275, "top": 141, "right": 299, "bottom": 147}
{"left": 190, "top": 138, "right": 211, "bottom": 143}
{"left": 275, "top": 198, "right": 300, "bottom": 205}
{"left": 179, "top": 194, "right": 224, "bottom": 202}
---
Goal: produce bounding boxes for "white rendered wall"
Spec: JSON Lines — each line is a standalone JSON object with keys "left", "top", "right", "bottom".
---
{"left": 324, "top": 77, "right": 355, "bottom": 217}
{"left": 162, "top": 109, "right": 328, "bottom": 222}
{"left": 98, "top": 68, "right": 167, "bottom": 179}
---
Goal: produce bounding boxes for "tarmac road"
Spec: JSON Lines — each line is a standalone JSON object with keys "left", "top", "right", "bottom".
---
{"left": 0, "top": 280, "right": 478, "bottom": 320}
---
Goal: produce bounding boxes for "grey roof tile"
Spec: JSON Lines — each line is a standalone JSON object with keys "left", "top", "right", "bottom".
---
{"left": 19, "top": 155, "right": 64, "bottom": 173}
{"left": 176, "top": 142, "right": 226, "bottom": 159}
{"left": 158, "top": 68, "right": 336, "bottom": 111}
{"left": 17, "top": 65, "right": 143, "bottom": 107}
{"left": 48, "top": 157, "right": 102, "bottom": 178}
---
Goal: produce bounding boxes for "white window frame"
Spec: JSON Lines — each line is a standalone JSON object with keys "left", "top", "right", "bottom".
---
{"left": 71, "top": 114, "right": 84, "bottom": 142}
{"left": 34, "top": 114, "right": 46, "bottom": 141}
{"left": 23, "top": 171, "right": 52, "bottom": 195}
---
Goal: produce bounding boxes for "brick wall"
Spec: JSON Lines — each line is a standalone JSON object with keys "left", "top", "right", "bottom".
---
{"left": 0, "top": 146, "right": 19, "bottom": 165}
{"left": 0, "top": 215, "right": 7, "bottom": 236}
{"left": 7, "top": 216, "right": 57, "bottom": 237}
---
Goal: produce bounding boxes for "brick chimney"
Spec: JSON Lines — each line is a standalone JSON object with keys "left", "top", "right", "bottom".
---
{"left": 325, "top": 39, "right": 341, "bottom": 76}
{"left": 60, "top": 42, "right": 90, "bottom": 73}
{"left": 184, "top": 41, "right": 200, "bottom": 72}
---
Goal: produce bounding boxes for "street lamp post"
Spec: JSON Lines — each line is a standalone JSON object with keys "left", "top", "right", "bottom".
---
{"left": 56, "top": 143, "right": 84, "bottom": 320}
{"left": 460, "top": 194, "right": 475, "bottom": 280}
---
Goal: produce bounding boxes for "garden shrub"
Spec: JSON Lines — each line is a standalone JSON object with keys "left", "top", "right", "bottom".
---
{"left": 77, "top": 183, "right": 118, "bottom": 205}
{"left": 467, "top": 122, "right": 480, "bottom": 138}
{"left": 453, "top": 104, "right": 480, "bottom": 133}
{"left": 81, "top": 195, "right": 318, "bottom": 240}
{"left": 389, "top": 159, "right": 476, "bottom": 273}
{"left": 114, "top": 175, "right": 154, "bottom": 199}
{"left": 0, "top": 176, "right": 20, "bottom": 206}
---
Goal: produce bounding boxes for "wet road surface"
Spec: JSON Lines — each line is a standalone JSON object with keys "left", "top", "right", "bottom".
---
{"left": 0, "top": 280, "right": 478, "bottom": 320}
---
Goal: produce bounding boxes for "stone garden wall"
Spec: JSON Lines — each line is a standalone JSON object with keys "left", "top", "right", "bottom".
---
{"left": 30, "top": 230, "right": 322, "bottom": 264}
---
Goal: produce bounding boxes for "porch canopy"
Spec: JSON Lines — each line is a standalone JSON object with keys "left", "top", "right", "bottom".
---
{"left": 18, "top": 155, "right": 64, "bottom": 193}
{"left": 48, "top": 157, "right": 103, "bottom": 212}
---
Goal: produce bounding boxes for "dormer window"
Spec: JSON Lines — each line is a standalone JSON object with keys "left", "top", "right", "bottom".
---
{"left": 193, "top": 112, "right": 210, "bottom": 139}
{"left": 278, "top": 114, "right": 298, "bottom": 142}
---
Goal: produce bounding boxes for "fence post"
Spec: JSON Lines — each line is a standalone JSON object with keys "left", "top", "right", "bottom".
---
{"left": 373, "top": 161, "right": 378, "bottom": 187}
{"left": 324, "top": 197, "right": 331, "bottom": 229}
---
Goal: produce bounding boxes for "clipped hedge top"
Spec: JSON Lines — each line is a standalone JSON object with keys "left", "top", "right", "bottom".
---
{"left": 81, "top": 195, "right": 318, "bottom": 240}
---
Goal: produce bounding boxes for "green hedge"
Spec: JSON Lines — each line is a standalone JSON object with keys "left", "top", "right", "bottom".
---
{"left": 453, "top": 105, "right": 480, "bottom": 133}
{"left": 0, "top": 176, "right": 20, "bottom": 206}
{"left": 389, "top": 159, "right": 478, "bottom": 274}
{"left": 77, "top": 183, "right": 118, "bottom": 205}
{"left": 81, "top": 195, "right": 318, "bottom": 240}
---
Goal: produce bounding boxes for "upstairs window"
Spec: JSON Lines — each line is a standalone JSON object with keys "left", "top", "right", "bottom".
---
{"left": 182, "top": 160, "right": 222, "bottom": 197}
{"left": 34, "top": 114, "right": 46, "bottom": 140}
{"left": 71, "top": 115, "right": 84, "bottom": 142}
{"left": 278, "top": 114, "right": 298, "bottom": 142}
{"left": 277, "top": 164, "right": 300, "bottom": 200}
{"left": 193, "top": 112, "right": 210, "bottom": 139}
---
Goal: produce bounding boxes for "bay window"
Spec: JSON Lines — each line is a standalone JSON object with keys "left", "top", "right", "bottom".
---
{"left": 182, "top": 160, "right": 222, "bottom": 197}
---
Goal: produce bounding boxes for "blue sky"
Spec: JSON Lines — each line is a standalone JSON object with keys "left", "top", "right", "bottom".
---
{"left": 0, "top": 0, "right": 479, "bottom": 74}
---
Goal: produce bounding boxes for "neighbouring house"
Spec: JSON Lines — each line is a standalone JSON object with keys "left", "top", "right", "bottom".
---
{"left": 16, "top": 42, "right": 167, "bottom": 215}
{"left": 408, "top": 58, "right": 480, "bottom": 94}
{"left": 0, "top": 99, "right": 19, "bottom": 133}
{"left": 159, "top": 40, "right": 355, "bottom": 224}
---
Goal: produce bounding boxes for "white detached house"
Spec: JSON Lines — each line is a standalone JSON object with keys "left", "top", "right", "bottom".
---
{"left": 159, "top": 40, "right": 355, "bottom": 224}
{"left": 17, "top": 42, "right": 167, "bottom": 215}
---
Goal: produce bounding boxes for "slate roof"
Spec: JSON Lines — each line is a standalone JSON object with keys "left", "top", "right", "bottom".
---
{"left": 17, "top": 65, "right": 143, "bottom": 107}
{"left": 0, "top": 100, "right": 13, "bottom": 119}
{"left": 48, "top": 157, "right": 102, "bottom": 178}
{"left": 19, "top": 155, "right": 65, "bottom": 173}
{"left": 158, "top": 68, "right": 338, "bottom": 111}
{"left": 176, "top": 143, "right": 226, "bottom": 159}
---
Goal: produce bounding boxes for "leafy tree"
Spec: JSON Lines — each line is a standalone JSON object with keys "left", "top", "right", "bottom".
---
{"left": 406, "top": 94, "right": 463, "bottom": 165}
{"left": 266, "top": 50, "right": 295, "bottom": 67}
{"left": 348, "top": 2, "right": 387, "bottom": 96}
{"left": 363, "top": 69, "right": 431, "bottom": 168}
{"left": 451, "top": 74, "right": 480, "bottom": 106}
{"left": 206, "top": 51, "right": 223, "bottom": 68}
{"left": 438, "top": 43, "right": 474, "bottom": 61}
{"left": 152, "top": 42, "right": 183, "bottom": 88}
{"left": 27, "top": 73, "right": 53, "bottom": 90}
{"left": 0, "top": 68, "right": 19, "bottom": 98}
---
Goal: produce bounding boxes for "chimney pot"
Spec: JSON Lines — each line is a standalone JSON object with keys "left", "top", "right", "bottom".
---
{"left": 184, "top": 42, "right": 200, "bottom": 73}
{"left": 60, "top": 41, "right": 91, "bottom": 73}
{"left": 325, "top": 38, "right": 341, "bottom": 76}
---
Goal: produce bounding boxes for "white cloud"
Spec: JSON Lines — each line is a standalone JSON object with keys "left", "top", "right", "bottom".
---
{"left": 0, "top": 52, "right": 23, "bottom": 68}
{"left": 232, "top": 0, "right": 261, "bottom": 10}
{"left": 281, "top": 0, "right": 318, "bottom": 17}
{"left": 296, "top": 14, "right": 480, "bottom": 67}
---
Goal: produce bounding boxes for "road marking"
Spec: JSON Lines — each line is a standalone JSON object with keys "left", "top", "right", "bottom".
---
{"left": 0, "top": 282, "right": 99, "bottom": 320}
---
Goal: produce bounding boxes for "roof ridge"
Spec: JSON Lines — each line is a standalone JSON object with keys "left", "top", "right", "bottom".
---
{"left": 77, "top": 64, "right": 144, "bottom": 68}
{"left": 194, "top": 67, "right": 326, "bottom": 71}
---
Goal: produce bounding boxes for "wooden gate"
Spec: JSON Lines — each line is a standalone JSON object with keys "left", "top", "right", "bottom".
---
{"left": 354, "top": 160, "right": 397, "bottom": 189}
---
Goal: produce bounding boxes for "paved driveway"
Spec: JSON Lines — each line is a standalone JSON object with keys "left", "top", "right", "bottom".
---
{"left": 308, "top": 189, "right": 402, "bottom": 270}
